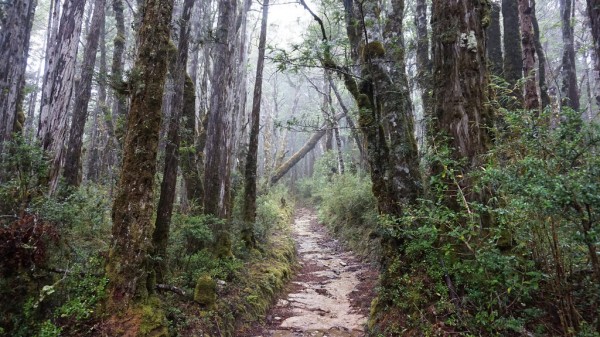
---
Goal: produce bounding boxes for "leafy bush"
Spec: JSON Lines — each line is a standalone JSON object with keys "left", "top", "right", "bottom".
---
{"left": 0, "top": 136, "right": 48, "bottom": 218}
{"left": 372, "top": 108, "right": 600, "bottom": 336}
{"left": 305, "top": 152, "right": 380, "bottom": 259}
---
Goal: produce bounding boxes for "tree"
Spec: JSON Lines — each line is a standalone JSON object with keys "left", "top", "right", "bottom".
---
{"left": 531, "top": 0, "right": 551, "bottom": 108}
{"left": 487, "top": 1, "right": 503, "bottom": 76}
{"left": 0, "top": 0, "right": 37, "bottom": 157}
{"left": 111, "top": 0, "right": 126, "bottom": 108}
{"left": 105, "top": 0, "right": 175, "bottom": 314}
{"left": 179, "top": 75, "right": 203, "bottom": 206}
{"left": 242, "top": 0, "right": 270, "bottom": 248}
{"left": 519, "top": 0, "right": 540, "bottom": 110}
{"left": 503, "top": 0, "right": 524, "bottom": 99}
{"left": 561, "top": 0, "right": 580, "bottom": 110}
{"left": 63, "top": 0, "right": 106, "bottom": 187}
{"left": 37, "top": 0, "right": 87, "bottom": 192}
{"left": 153, "top": 0, "right": 195, "bottom": 283}
{"left": 432, "top": 0, "right": 491, "bottom": 167}
{"left": 587, "top": 0, "right": 600, "bottom": 108}
{"left": 203, "top": 0, "right": 238, "bottom": 257}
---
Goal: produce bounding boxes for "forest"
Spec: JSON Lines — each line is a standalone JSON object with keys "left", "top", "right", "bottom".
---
{"left": 1, "top": 0, "right": 600, "bottom": 336}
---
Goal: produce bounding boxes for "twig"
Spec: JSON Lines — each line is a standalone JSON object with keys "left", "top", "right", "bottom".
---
{"left": 156, "top": 283, "right": 187, "bottom": 297}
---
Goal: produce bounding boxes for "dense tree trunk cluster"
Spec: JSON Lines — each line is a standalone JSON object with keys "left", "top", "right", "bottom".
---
{"left": 2, "top": 0, "right": 600, "bottom": 335}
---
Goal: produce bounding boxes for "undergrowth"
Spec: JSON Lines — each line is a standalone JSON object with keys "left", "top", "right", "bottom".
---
{"left": 302, "top": 110, "right": 600, "bottom": 336}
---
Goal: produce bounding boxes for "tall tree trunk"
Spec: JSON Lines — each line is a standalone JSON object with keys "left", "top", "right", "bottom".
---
{"left": 180, "top": 75, "right": 202, "bottom": 206}
{"left": 105, "top": 0, "right": 175, "bottom": 313}
{"left": 111, "top": 0, "right": 127, "bottom": 139}
{"left": 587, "top": 0, "right": 600, "bottom": 108}
{"left": 383, "top": 0, "right": 423, "bottom": 207}
{"left": 487, "top": 2, "right": 503, "bottom": 76}
{"left": 153, "top": 0, "right": 194, "bottom": 284}
{"left": 0, "top": 0, "right": 37, "bottom": 157}
{"left": 432, "top": 0, "right": 491, "bottom": 165}
{"left": 241, "top": 0, "right": 269, "bottom": 248}
{"left": 532, "top": 0, "right": 551, "bottom": 109}
{"left": 414, "top": 0, "right": 432, "bottom": 148}
{"left": 203, "top": 0, "right": 238, "bottom": 257}
{"left": 561, "top": 0, "right": 580, "bottom": 110}
{"left": 37, "top": 0, "right": 87, "bottom": 193}
{"left": 63, "top": 0, "right": 106, "bottom": 188}
{"left": 86, "top": 23, "right": 108, "bottom": 183}
{"left": 502, "top": 0, "right": 524, "bottom": 98}
{"left": 519, "top": 0, "right": 540, "bottom": 111}
{"left": 325, "top": 77, "right": 345, "bottom": 175}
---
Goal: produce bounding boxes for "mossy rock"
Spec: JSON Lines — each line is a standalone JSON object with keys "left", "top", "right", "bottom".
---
{"left": 194, "top": 273, "right": 217, "bottom": 307}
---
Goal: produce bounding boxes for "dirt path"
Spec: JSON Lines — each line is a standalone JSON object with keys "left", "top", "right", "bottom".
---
{"left": 250, "top": 207, "right": 377, "bottom": 337}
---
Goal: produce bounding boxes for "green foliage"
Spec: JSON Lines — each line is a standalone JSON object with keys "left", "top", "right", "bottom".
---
{"left": 301, "top": 152, "right": 379, "bottom": 259}
{"left": 372, "top": 108, "right": 600, "bottom": 336}
{"left": 0, "top": 136, "right": 48, "bottom": 217}
{"left": 255, "top": 185, "right": 294, "bottom": 241}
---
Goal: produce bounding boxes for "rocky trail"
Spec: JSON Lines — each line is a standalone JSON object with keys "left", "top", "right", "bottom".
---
{"left": 248, "top": 208, "right": 378, "bottom": 337}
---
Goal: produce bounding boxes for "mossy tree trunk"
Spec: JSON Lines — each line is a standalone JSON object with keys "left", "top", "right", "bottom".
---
{"left": 502, "top": 0, "right": 523, "bottom": 95}
{"left": 487, "top": 2, "right": 503, "bottom": 76}
{"left": 531, "top": 0, "right": 551, "bottom": 109}
{"left": 587, "top": 0, "right": 600, "bottom": 108}
{"left": 0, "top": 0, "right": 37, "bottom": 158}
{"left": 519, "top": 0, "right": 540, "bottom": 111}
{"left": 432, "top": 0, "right": 492, "bottom": 167}
{"left": 152, "top": 0, "right": 194, "bottom": 284}
{"left": 270, "top": 121, "right": 335, "bottom": 186}
{"left": 180, "top": 75, "right": 203, "bottom": 207}
{"left": 242, "top": 0, "right": 270, "bottom": 249}
{"left": 63, "top": 0, "right": 106, "bottom": 188}
{"left": 105, "top": 0, "right": 175, "bottom": 312}
{"left": 560, "top": 0, "right": 580, "bottom": 111}
{"left": 383, "top": 0, "right": 423, "bottom": 208}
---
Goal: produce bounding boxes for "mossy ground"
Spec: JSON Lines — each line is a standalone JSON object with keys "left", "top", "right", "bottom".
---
{"left": 162, "top": 204, "right": 297, "bottom": 336}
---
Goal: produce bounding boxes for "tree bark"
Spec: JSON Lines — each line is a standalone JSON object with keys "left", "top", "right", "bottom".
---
{"left": 561, "top": 0, "right": 580, "bottom": 110}
{"left": 432, "top": 0, "right": 491, "bottom": 165}
{"left": 37, "top": 0, "right": 87, "bottom": 193}
{"left": 180, "top": 75, "right": 202, "bottom": 206}
{"left": 105, "top": 0, "right": 175, "bottom": 312}
{"left": 86, "top": 23, "right": 108, "bottom": 184}
{"left": 111, "top": 0, "right": 127, "bottom": 139}
{"left": 63, "top": 0, "right": 106, "bottom": 188}
{"left": 0, "top": 0, "right": 37, "bottom": 156}
{"left": 502, "top": 0, "right": 524, "bottom": 93}
{"left": 587, "top": 0, "right": 600, "bottom": 108}
{"left": 487, "top": 2, "right": 503, "bottom": 76}
{"left": 532, "top": 0, "right": 551, "bottom": 109}
{"left": 270, "top": 124, "right": 331, "bottom": 186}
{"left": 327, "top": 74, "right": 364, "bottom": 162}
{"left": 241, "top": 0, "right": 269, "bottom": 248}
{"left": 519, "top": 0, "right": 540, "bottom": 111}
{"left": 383, "top": 0, "right": 423, "bottom": 207}
{"left": 203, "top": 0, "right": 238, "bottom": 258}
{"left": 153, "top": 0, "right": 194, "bottom": 283}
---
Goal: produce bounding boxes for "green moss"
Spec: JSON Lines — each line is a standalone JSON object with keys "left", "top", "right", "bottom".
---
{"left": 139, "top": 308, "right": 167, "bottom": 336}
{"left": 194, "top": 273, "right": 217, "bottom": 307}
{"left": 362, "top": 41, "right": 386, "bottom": 61}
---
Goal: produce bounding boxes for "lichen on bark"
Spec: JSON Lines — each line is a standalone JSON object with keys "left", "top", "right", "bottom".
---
{"left": 105, "top": 0, "right": 175, "bottom": 318}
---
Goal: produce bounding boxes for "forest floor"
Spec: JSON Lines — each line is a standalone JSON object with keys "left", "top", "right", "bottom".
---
{"left": 244, "top": 207, "right": 378, "bottom": 337}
